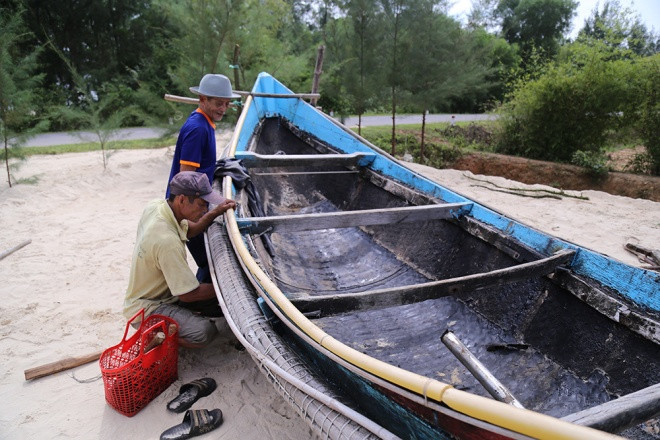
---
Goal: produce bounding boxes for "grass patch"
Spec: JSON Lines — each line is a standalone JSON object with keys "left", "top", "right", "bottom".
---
{"left": 360, "top": 121, "right": 494, "bottom": 169}
{"left": 20, "top": 136, "right": 177, "bottom": 156}
{"left": 15, "top": 175, "right": 40, "bottom": 185}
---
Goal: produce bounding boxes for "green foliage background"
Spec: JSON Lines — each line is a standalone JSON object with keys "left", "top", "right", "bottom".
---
{"left": 1, "top": 0, "right": 659, "bottom": 176}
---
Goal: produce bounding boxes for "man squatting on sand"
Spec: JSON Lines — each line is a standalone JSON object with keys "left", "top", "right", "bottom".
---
{"left": 123, "top": 74, "right": 239, "bottom": 348}
{"left": 124, "top": 171, "right": 236, "bottom": 348}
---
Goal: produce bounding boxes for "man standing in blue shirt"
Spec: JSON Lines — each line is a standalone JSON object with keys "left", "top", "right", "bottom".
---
{"left": 167, "top": 74, "right": 240, "bottom": 283}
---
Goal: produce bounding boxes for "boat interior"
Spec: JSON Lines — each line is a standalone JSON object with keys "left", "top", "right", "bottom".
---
{"left": 228, "top": 116, "right": 660, "bottom": 437}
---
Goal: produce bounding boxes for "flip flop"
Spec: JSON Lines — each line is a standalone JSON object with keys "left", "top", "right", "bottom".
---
{"left": 160, "top": 409, "right": 223, "bottom": 440}
{"left": 167, "top": 378, "right": 217, "bottom": 413}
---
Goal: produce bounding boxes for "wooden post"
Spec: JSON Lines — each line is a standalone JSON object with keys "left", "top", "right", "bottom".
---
{"left": 232, "top": 44, "right": 241, "bottom": 91}
{"left": 311, "top": 45, "right": 325, "bottom": 107}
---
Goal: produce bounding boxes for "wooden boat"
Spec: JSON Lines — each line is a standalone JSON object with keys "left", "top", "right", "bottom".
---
{"left": 206, "top": 73, "right": 659, "bottom": 440}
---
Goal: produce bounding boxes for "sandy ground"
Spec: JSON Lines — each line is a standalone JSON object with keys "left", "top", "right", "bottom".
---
{"left": 405, "top": 163, "right": 660, "bottom": 268}
{"left": 0, "top": 144, "right": 658, "bottom": 440}
{"left": 0, "top": 146, "right": 314, "bottom": 440}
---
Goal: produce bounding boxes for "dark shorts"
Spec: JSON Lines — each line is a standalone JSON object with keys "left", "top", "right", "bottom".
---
{"left": 186, "top": 234, "right": 211, "bottom": 283}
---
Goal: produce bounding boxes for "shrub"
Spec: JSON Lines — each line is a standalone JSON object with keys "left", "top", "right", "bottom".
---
{"left": 632, "top": 56, "right": 659, "bottom": 175}
{"left": 495, "top": 43, "right": 659, "bottom": 175}
{"left": 624, "top": 151, "right": 654, "bottom": 174}
{"left": 571, "top": 150, "right": 609, "bottom": 177}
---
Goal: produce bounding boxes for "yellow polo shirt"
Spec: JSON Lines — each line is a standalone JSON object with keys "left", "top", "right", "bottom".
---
{"left": 123, "top": 199, "right": 200, "bottom": 319}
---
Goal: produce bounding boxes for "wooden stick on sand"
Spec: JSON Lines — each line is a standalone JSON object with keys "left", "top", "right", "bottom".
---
{"left": 0, "top": 239, "right": 32, "bottom": 261}
{"left": 24, "top": 350, "right": 104, "bottom": 381}
{"left": 24, "top": 323, "right": 176, "bottom": 381}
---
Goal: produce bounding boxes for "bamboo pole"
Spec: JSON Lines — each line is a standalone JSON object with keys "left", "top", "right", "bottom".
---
{"left": 164, "top": 94, "right": 200, "bottom": 105}
{"left": 163, "top": 92, "right": 320, "bottom": 106}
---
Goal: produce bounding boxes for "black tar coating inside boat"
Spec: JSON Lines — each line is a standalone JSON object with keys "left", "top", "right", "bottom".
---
{"left": 237, "top": 117, "right": 659, "bottom": 438}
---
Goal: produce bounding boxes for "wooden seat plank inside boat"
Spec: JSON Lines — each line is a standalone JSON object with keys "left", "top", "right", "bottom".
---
{"left": 288, "top": 249, "right": 576, "bottom": 316}
{"left": 562, "top": 383, "right": 660, "bottom": 433}
{"left": 235, "top": 151, "right": 377, "bottom": 168}
{"left": 237, "top": 202, "right": 472, "bottom": 234}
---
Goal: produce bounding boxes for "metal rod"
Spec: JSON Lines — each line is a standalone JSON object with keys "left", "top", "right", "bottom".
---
{"left": 441, "top": 330, "right": 525, "bottom": 408}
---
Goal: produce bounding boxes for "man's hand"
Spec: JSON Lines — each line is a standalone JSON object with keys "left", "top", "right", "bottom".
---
{"left": 210, "top": 197, "right": 236, "bottom": 215}
{"left": 187, "top": 197, "right": 237, "bottom": 238}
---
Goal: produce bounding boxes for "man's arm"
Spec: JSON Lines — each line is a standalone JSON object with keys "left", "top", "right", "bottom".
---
{"left": 177, "top": 282, "right": 217, "bottom": 302}
{"left": 186, "top": 198, "right": 236, "bottom": 238}
{"left": 179, "top": 164, "right": 197, "bottom": 172}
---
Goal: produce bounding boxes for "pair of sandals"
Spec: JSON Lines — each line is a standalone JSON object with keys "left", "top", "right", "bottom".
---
{"left": 160, "top": 378, "right": 223, "bottom": 440}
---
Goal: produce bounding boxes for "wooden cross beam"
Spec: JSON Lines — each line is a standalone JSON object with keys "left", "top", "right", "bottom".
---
{"left": 289, "top": 250, "right": 576, "bottom": 317}
{"left": 236, "top": 202, "right": 472, "bottom": 235}
{"left": 562, "top": 383, "right": 660, "bottom": 434}
{"left": 234, "top": 152, "right": 377, "bottom": 168}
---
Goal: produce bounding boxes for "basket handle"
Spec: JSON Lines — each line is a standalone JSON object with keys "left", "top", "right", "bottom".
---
{"left": 140, "top": 320, "right": 168, "bottom": 355}
{"left": 121, "top": 308, "right": 146, "bottom": 343}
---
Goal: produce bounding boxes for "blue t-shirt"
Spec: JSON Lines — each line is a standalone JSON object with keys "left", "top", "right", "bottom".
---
{"left": 166, "top": 109, "right": 216, "bottom": 197}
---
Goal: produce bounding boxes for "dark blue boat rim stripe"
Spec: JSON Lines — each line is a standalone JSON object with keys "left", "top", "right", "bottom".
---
{"left": 239, "top": 72, "right": 658, "bottom": 313}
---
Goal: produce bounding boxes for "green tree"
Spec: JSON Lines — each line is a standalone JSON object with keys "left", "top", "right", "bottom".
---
{"left": 495, "top": 0, "right": 576, "bottom": 63}
{"left": 451, "top": 28, "right": 520, "bottom": 111}
{"left": 467, "top": 0, "right": 500, "bottom": 32}
{"left": 47, "top": 43, "right": 144, "bottom": 169}
{"left": 341, "top": 0, "right": 384, "bottom": 134}
{"left": 18, "top": 0, "right": 173, "bottom": 124}
{"left": 0, "top": 6, "right": 46, "bottom": 187}
{"left": 495, "top": 41, "right": 658, "bottom": 174}
{"left": 577, "top": 0, "right": 659, "bottom": 56}
{"left": 160, "top": 0, "right": 246, "bottom": 92}
{"left": 225, "top": 0, "right": 317, "bottom": 94}
{"left": 379, "top": 0, "right": 411, "bottom": 155}
{"left": 626, "top": 55, "right": 659, "bottom": 175}
{"left": 403, "top": 4, "right": 492, "bottom": 159}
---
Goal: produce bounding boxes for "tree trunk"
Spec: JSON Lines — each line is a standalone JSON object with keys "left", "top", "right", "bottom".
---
{"left": 3, "top": 126, "right": 11, "bottom": 187}
{"left": 311, "top": 45, "right": 325, "bottom": 107}
{"left": 232, "top": 44, "right": 240, "bottom": 91}
{"left": 4, "top": 143, "right": 11, "bottom": 188}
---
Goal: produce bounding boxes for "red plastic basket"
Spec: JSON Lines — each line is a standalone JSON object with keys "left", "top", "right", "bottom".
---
{"left": 99, "top": 309, "right": 179, "bottom": 417}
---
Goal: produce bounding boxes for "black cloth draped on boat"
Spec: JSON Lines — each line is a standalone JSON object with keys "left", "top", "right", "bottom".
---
{"left": 214, "top": 158, "right": 274, "bottom": 256}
